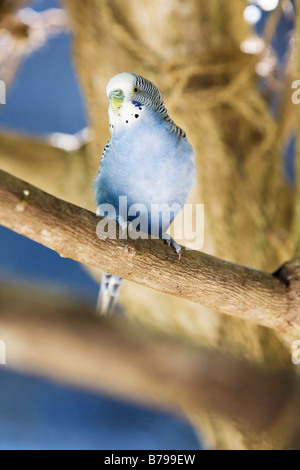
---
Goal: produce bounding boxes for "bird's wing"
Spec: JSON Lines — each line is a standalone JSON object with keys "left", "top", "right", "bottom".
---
{"left": 98, "top": 138, "right": 112, "bottom": 173}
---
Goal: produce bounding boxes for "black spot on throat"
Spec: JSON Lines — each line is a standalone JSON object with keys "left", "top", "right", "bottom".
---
{"left": 135, "top": 114, "right": 139, "bottom": 119}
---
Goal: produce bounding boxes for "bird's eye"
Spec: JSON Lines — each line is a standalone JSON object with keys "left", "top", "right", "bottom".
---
{"left": 132, "top": 86, "right": 140, "bottom": 94}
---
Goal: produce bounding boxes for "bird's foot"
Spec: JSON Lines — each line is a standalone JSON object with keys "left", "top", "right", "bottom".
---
{"left": 163, "top": 235, "right": 182, "bottom": 260}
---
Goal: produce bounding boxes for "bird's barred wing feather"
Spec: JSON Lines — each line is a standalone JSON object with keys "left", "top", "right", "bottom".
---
{"left": 133, "top": 74, "right": 186, "bottom": 138}
{"left": 98, "top": 138, "right": 111, "bottom": 175}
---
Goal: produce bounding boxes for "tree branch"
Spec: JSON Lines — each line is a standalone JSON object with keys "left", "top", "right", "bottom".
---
{"left": 0, "top": 280, "right": 299, "bottom": 446}
{"left": 0, "top": 5, "right": 68, "bottom": 84}
{"left": 0, "top": 169, "right": 299, "bottom": 342}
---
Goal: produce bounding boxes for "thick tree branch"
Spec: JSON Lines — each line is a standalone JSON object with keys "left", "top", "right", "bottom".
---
{"left": 0, "top": 169, "right": 299, "bottom": 342}
{"left": 0, "top": 281, "right": 298, "bottom": 446}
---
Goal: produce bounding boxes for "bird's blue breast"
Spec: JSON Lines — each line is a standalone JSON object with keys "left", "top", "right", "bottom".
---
{"left": 95, "top": 109, "right": 196, "bottom": 234}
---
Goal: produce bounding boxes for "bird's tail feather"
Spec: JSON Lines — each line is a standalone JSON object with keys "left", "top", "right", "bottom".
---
{"left": 97, "top": 273, "right": 123, "bottom": 316}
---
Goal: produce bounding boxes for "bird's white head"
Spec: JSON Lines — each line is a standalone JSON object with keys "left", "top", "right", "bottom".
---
{"left": 106, "top": 73, "right": 136, "bottom": 105}
{"left": 106, "top": 72, "right": 165, "bottom": 131}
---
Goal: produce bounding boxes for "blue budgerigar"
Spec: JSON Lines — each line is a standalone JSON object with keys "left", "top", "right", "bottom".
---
{"left": 94, "top": 72, "right": 196, "bottom": 315}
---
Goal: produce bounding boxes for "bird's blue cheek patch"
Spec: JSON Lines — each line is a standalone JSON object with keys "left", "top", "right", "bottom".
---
{"left": 132, "top": 100, "right": 143, "bottom": 109}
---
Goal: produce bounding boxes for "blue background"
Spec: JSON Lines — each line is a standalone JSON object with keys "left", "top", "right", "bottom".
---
{"left": 0, "top": 0, "right": 294, "bottom": 450}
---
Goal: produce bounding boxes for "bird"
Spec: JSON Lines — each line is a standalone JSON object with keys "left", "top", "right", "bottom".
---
{"left": 94, "top": 72, "right": 196, "bottom": 315}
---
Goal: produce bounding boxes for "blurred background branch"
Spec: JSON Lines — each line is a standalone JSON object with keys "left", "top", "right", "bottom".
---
{"left": 1, "top": 280, "right": 300, "bottom": 449}
{"left": 0, "top": 129, "right": 94, "bottom": 208}
{"left": 0, "top": 2, "right": 68, "bottom": 84}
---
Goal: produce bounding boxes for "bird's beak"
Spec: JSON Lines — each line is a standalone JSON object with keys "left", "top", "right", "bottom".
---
{"left": 109, "top": 89, "right": 124, "bottom": 115}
